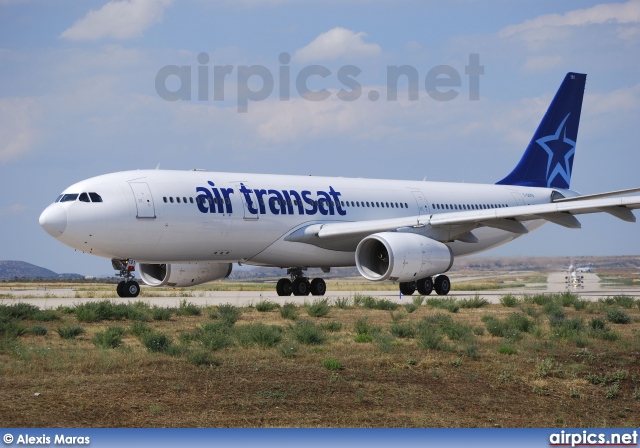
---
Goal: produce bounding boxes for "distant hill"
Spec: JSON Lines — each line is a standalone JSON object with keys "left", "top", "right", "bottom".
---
{"left": 0, "top": 260, "right": 82, "bottom": 279}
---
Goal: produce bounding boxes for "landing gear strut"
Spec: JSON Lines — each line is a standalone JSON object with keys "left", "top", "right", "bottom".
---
{"left": 400, "top": 275, "right": 449, "bottom": 296}
{"left": 112, "top": 259, "right": 140, "bottom": 298}
{"left": 276, "top": 268, "right": 326, "bottom": 297}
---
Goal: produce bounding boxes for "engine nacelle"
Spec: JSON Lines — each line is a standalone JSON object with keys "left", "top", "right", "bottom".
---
{"left": 355, "top": 232, "right": 453, "bottom": 282}
{"left": 139, "top": 262, "right": 232, "bottom": 287}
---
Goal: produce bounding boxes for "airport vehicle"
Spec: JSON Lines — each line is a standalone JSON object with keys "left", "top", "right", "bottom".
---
{"left": 39, "top": 73, "right": 640, "bottom": 298}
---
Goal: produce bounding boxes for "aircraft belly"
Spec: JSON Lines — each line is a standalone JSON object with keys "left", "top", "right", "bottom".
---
{"left": 249, "top": 240, "right": 355, "bottom": 268}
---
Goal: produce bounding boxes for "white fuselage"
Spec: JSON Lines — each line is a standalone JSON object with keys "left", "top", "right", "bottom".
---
{"left": 40, "top": 170, "right": 567, "bottom": 268}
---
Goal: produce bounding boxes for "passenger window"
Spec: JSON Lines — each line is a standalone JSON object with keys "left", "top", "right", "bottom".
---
{"left": 177, "top": 197, "right": 181, "bottom": 203}
{"left": 163, "top": 197, "right": 167, "bottom": 203}
{"left": 183, "top": 197, "right": 187, "bottom": 203}
{"left": 169, "top": 197, "right": 174, "bottom": 203}
{"left": 79, "top": 193, "right": 90, "bottom": 202}
{"left": 190, "top": 198, "right": 194, "bottom": 203}
{"left": 60, "top": 194, "right": 78, "bottom": 202}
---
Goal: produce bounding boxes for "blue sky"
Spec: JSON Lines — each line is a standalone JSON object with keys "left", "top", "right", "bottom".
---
{"left": 1, "top": 0, "right": 639, "bottom": 276}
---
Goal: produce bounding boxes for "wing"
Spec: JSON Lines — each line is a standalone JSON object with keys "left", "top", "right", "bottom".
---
{"left": 286, "top": 193, "right": 640, "bottom": 247}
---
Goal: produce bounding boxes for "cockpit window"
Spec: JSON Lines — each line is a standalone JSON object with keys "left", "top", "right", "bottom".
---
{"left": 55, "top": 195, "right": 63, "bottom": 203}
{"left": 79, "top": 193, "right": 90, "bottom": 202}
{"left": 89, "top": 192, "right": 103, "bottom": 202}
{"left": 60, "top": 194, "right": 79, "bottom": 202}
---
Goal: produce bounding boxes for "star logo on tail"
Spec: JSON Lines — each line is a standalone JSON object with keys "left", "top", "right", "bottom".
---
{"left": 536, "top": 113, "right": 575, "bottom": 188}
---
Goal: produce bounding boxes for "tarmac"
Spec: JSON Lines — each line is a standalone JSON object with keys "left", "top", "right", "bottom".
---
{"left": 2, "top": 272, "right": 640, "bottom": 309}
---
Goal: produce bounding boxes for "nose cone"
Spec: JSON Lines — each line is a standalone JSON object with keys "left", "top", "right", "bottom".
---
{"left": 39, "top": 204, "right": 67, "bottom": 238}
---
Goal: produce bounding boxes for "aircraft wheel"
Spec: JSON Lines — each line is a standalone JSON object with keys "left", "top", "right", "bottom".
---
{"left": 310, "top": 278, "right": 326, "bottom": 296}
{"left": 434, "top": 275, "right": 451, "bottom": 296}
{"left": 399, "top": 281, "right": 416, "bottom": 296}
{"left": 416, "top": 277, "right": 433, "bottom": 295}
{"left": 292, "top": 278, "right": 309, "bottom": 296}
{"left": 276, "top": 278, "right": 293, "bottom": 296}
{"left": 117, "top": 281, "right": 126, "bottom": 298}
{"left": 125, "top": 281, "right": 140, "bottom": 298}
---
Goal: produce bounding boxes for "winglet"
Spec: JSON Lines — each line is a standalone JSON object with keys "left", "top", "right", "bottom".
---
{"left": 497, "top": 73, "right": 586, "bottom": 189}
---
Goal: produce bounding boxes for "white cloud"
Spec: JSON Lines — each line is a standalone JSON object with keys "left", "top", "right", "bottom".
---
{"left": 60, "top": 0, "right": 172, "bottom": 41}
{"left": 0, "top": 204, "right": 27, "bottom": 217}
{"left": 500, "top": 0, "right": 640, "bottom": 38}
{"left": 0, "top": 98, "right": 38, "bottom": 163}
{"left": 294, "top": 27, "right": 382, "bottom": 62}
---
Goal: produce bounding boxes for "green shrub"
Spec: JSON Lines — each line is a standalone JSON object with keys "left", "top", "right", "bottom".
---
{"left": 589, "top": 318, "right": 607, "bottom": 331}
{"left": 612, "top": 295, "right": 635, "bottom": 309}
{"left": 481, "top": 313, "right": 532, "bottom": 338}
{"left": 142, "top": 332, "right": 172, "bottom": 353}
{"left": 354, "top": 333, "right": 373, "bottom": 343}
{"left": 280, "top": 302, "right": 298, "bottom": 320}
{"left": 374, "top": 332, "right": 394, "bottom": 352}
{"left": 256, "top": 300, "right": 280, "bottom": 312}
{"left": 236, "top": 323, "right": 283, "bottom": 348}
{"left": 175, "top": 300, "right": 201, "bottom": 316}
{"left": 416, "top": 324, "right": 444, "bottom": 350}
{"left": 307, "top": 299, "right": 330, "bottom": 317}
{"left": 459, "top": 294, "right": 489, "bottom": 308}
{"left": 390, "top": 322, "right": 416, "bottom": 338}
{"left": 74, "top": 300, "right": 136, "bottom": 322}
{"left": 323, "top": 321, "right": 342, "bottom": 332}
{"left": 196, "top": 322, "right": 233, "bottom": 351}
{"left": 0, "top": 303, "right": 41, "bottom": 320}
{"left": 404, "top": 303, "right": 419, "bottom": 313}
{"left": 500, "top": 294, "right": 520, "bottom": 307}
{"left": 322, "top": 358, "right": 342, "bottom": 370}
{"left": 187, "top": 349, "right": 219, "bottom": 367}
{"left": 129, "top": 321, "right": 153, "bottom": 338}
{"left": 573, "top": 299, "right": 587, "bottom": 311}
{"left": 354, "top": 317, "right": 378, "bottom": 335}
{"left": 497, "top": 345, "right": 518, "bottom": 355}
{"left": 412, "top": 296, "right": 425, "bottom": 306}
{"left": 543, "top": 302, "right": 566, "bottom": 320}
{"left": 152, "top": 307, "right": 172, "bottom": 321}
{"left": 550, "top": 317, "right": 585, "bottom": 339}
{"left": 29, "top": 325, "right": 47, "bottom": 336}
{"left": 0, "top": 319, "right": 27, "bottom": 339}
{"left": 291, "top": 320, "right": 326, "bottom": 345}
{"left": 217, "top": 304, "right": 242, "bottom": 325}
{"left": 333, "top": 297, "right": 351, "bottom": 309}
{"left": 93, "top": 326, "right": 125, "bottom": 349}
{"left": 606, "top": 309, "right": 631, "bottom": 324}
{"left": 425, "top": 298, "right": 459, "bottom": 313}
{"left": 56, "top": 324, "right": 85, "bottom": 339}
{"left": 278, "top": 341, "right": 299, "bottom": 358}
{"left": 33, "top": 310, "right": 60, "bottom": 322}
{"left": 559, "top": 291, "right": 579, "bottom": 307}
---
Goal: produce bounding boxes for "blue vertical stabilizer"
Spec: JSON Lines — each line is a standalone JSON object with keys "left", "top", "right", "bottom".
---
{"left": 496, "top": 72, "right": 586, "bottom": 189}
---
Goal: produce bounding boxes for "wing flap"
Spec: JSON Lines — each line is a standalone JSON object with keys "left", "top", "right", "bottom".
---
{"left": 294, "top": 194, "right": 640, "bottom": 241}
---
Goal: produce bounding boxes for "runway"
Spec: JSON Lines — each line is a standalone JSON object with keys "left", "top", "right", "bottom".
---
{"left": 2, "top": 273, "right": 639, "bottom": 309}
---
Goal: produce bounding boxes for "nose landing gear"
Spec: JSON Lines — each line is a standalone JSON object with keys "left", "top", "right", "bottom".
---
{"left": 112, "top": 259, "right": 140, "bottom": 298}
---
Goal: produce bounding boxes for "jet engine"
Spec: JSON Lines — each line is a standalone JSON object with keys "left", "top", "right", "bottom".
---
{"left": 139, "top": 262, "right": 232, "bottom": 287}
{"left": 355, "top": 232, "right": 453, "bottom": 282}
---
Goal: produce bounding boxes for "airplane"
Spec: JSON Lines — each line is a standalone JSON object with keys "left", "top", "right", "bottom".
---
{"left": 39, "top": 72, "right": 640, "bottom": 298}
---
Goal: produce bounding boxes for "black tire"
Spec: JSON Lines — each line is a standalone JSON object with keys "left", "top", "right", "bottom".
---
{"left": 416, "top": 277, "right": 433, "bottom": 295}
{"left": 292, "top": 278, "right": 309, "bottom": 296}
{"left": 125, "top": 281, "right": 140, "bottom": 298}
{"left": 276, "top": 278, "right": 293, "bottom": 296}
{"left": 310, "top": 278, "right": 326, "bottom": 296}
{"left": 434, "top": 275, "right": 451, "bottom": 296}
{"left": 117, "top": 281, "right": 126, "bottom": 298}
{"left": 399, "top": 281, "right": 416, "bottom": 295}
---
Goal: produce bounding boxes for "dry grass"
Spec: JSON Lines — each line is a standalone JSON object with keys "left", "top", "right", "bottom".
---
{"left": 1, "top": 296, "right": 640, "bottom": 427}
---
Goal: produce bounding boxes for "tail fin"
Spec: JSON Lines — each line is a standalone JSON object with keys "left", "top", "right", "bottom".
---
{"left": 496, "top": 72, "right": 586, "bottom": 189}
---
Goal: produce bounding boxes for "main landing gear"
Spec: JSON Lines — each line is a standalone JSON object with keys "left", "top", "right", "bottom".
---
{"left": 112, "top": 259, "right": 141, "bottom": 298}
{"left": 399, "top": 275, "right": 450, "bottom": 296}
{"left": 276, "top": 268, "right": 326, "bottom": 296}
